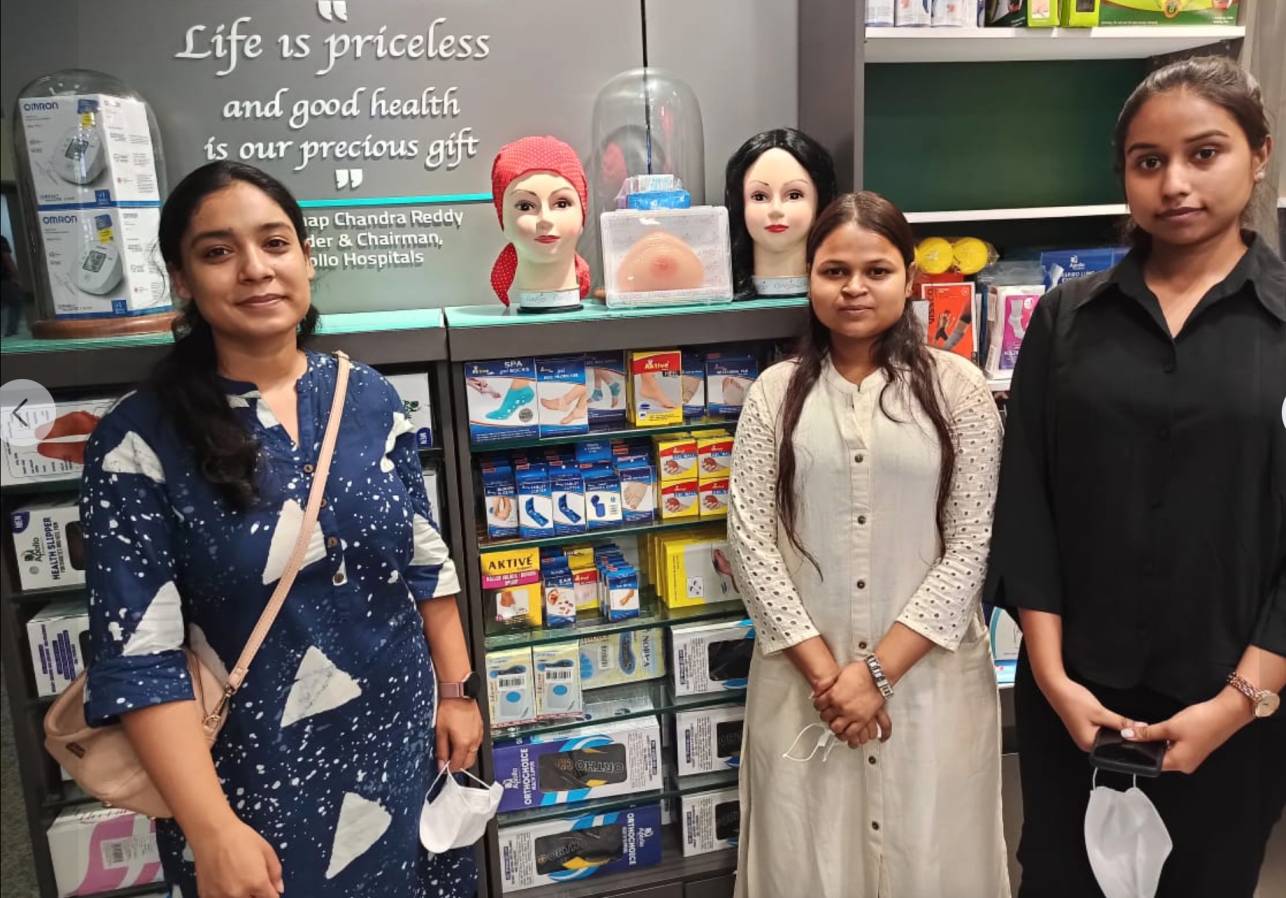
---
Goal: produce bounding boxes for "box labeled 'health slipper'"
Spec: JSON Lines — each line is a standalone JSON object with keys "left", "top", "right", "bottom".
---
{"left": 465, "top": 358, "right": 538, "bottom": 445}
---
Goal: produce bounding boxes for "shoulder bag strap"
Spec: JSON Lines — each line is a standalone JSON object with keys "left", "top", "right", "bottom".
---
{"left": 220, "top": 351, "right": 351, "bottom": 698}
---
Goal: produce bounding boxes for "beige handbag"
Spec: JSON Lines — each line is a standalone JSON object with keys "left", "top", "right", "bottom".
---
{"left": 44, "top": 351, "right": 351, "bottom": 819}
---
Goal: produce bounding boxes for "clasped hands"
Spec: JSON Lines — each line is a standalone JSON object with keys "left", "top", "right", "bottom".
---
{"left": 812, "top": 661, "right": 892, "bottom": 749}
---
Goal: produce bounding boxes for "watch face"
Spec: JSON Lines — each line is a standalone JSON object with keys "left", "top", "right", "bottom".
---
{"left": 1256, "top": 692, "right": 1280, "bottom": 719}
{"left": 464, "top": 670, "right": 482, "bottom": 699}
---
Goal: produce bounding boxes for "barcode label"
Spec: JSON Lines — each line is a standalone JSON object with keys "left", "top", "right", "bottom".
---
{"left": 100, "top": 835, "right": 158, "bottom": 869}
{"left": 545, "top": 668, "right": 574, "bottom": 682}
{"left": 597, "top": 644, "right": 614, "bottom": 670}
{"left": 499, "top": 675, "right": 526, "bottom": 689}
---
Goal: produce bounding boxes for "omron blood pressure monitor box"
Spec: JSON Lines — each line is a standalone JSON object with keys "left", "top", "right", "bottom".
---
{"left": 493, "top": 716, "right": 663, "bottom": 813}
{"left": 37, "top": 208, "right": 168, "bottom": 319}
{"left": 18, "top": 94, "right": 161, "bottom": 208}
{"left": 497, "top": 803, "right": 662, "bottom": 891}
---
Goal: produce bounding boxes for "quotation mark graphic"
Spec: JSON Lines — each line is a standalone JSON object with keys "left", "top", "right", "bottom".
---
{"left": 317, "top": 0, "right": 349, "bottom": 22}
{"left": 335, "top": 168, "right": 364, "bottom": 190}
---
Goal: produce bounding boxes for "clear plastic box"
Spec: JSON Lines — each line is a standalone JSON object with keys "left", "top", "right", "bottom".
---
{"left": 600, "top": 207, "right": 732, "bottom": 309}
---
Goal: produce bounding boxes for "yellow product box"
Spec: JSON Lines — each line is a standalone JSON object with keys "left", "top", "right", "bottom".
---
{"left": 564, "top": 545, "right": 596, "bottom": 569}
{"left": 698, "top": 478, "right": 729, "bottom": 518}
{"left": 654, "top": 434, "right": 697, "bottom": 483}
{"left": 627, "top": 350, "right": 684, "bottom": 426}
{"left": 659, "top": 479, "right": 699, "bottom": 520}
{"left": 480, "top": 546, "right": 541, "bottom": 589}
{"left": 692, "top": 429, "right": 733, "bottom": 480}
{"left": 663, "top": 534, "right": 743, "bottom": 609}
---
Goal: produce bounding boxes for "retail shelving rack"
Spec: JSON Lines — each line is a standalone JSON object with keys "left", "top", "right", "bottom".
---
{"left": 0, "top": 309, "right": 476, "bottom": 898}
{"left": 444, "top": 297, "right": 810, "bottom": 898}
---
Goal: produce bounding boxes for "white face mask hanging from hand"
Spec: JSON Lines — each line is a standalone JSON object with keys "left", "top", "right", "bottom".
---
{"left": 419, "top": 767, "right": 503, "bottom": 857}
{"left": 1083, "top": 771, "right": 1173, "bottom": 898}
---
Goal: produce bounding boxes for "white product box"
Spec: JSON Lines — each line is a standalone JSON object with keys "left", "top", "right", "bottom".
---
{"left": 47, "top": 806, "right": 164, "bottom": 898}
{"left": 487, "top": 647, "right": 537, "bottom": 728}
{"left": 18, "top": 93, "right": 161, "bottom": 208}
{"left": 601, "top": 207, "right": 733, "bottom": 309}
{"left": 27, "top": 600, "right": 91, "bottom": 698}
{"left": 932, "top": 0, "right": 984, "bottom": 26}
{"left": 676, "top": 704, "right": 745, "bottom": 776}
{"left": 681, "top": 787, "right": 741, "bottom": 857}
{"left": 0, "top": 397, "right": 116, "bottom": 485}
{"left": 10, "top": 499, "right": 85, "bottom": 591}
{"left": 896, "top": 0, "right": 933, "bottom": 25}
{"left": 37, "top": 207, "right": 169, "bottom": 319}
{"left": 387, "top": 372, "right": 434, "bottom": 448}
{"left": 578, "top": 627, "right": 667, "bottom": 690}
{"left": 533, "top": 643, "right": 583, "bottom": 720}
{"left": 421, "top": 468, "right": 443, "bottom": 530}
{"left": 671, "top": 619, "right": 755, "bottom": 697}
{"left": 497, "top": 803, "right": 663, "bottom": 892}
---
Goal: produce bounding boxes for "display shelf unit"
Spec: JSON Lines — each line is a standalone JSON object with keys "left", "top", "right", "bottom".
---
{"left": 480, "top": 517, "right": 731, "bottom": 553}
{"left": 864, "top": 25, "right": 1245, "bottom": 64}
{"left": 471, "top": 416, "right": 737, "bottom": 454}
{"left": 447, "top": 299, "right": 806, "bottom": 898}
{"left": 485, "top": 596, "right": 747, "bottom": 652}
{"left": 903, "top": 203, "right": 1128, "bottom": 224}
{"left": 0, "top": 310, "right": 474, "bottom": 898}
{"left": 498, "top": 768, "right": 739, "bottom": 828}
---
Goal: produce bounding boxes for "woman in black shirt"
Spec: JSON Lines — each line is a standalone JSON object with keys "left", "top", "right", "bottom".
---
{"left": 987, "top": 56, "right": 1285, "bottom": 898}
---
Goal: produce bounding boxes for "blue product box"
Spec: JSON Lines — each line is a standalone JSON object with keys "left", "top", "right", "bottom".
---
{"left": 626, "top": 189, "right": 692, "bottom": 210}
{"left": 575, "top": 441, "right": 615, "bottom": 466}
{"left": 584, "top": 351, "right": 627, "bottom": 425}
{"left": 1041, "top": 247, "right": 1128, "bottom": 292}
{"left": 493, "top": 716, "right": 663, "bottom": 813}
{"left": 600, "top": 563, "right": 640, "bottom": 622}
{"left": 582, "top": 465, "right": 623, "bottom": 531}
{"left": 617, "top": 460, "right": 656, "bottom": 525}
{"left": 481, "top": 463, "right": 518, "bottom": 540}
{"left": 682, "top": 350, "right": 707, "bottom": 419}
{"left": 516, "top": 465, "right": 554, "bottom": 538}
{"left": 550, "top": 466, "right": 586, "bottom": 536}
{"left": 543, "top": 561, "right": 577, "bottom": 628}
{"left": 705, "top": 353, "right": 758, "bottom": 417}
{"left": 497, "top": 804, "right": 664, "bottom": 891}
{"left": 465, "top": 358, "right": 539, "bottom": 445}
{"left": 537, "top": 355, "right": 589, "bottom": 438}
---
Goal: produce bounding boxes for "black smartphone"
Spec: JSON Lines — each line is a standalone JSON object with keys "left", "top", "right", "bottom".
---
{"left": 1089, "top": 729, "right": 1165, "bottom": 778}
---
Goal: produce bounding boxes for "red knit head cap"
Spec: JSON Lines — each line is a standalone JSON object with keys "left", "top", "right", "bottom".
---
{"left": 490, "top": 136, "right": 591, "bottom": 306}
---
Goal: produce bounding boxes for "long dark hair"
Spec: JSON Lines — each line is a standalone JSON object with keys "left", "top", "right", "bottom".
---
{"left": 1114, "top": 55, "right": 1271, "bottom": 249}
{"left": 774, "top": 192, "right": 956, "bottom": 571}
{"left": 150, "top": 161, "right": 318, "bottom": 510}
{"left": 725, "top": 128, "right": 837, "bottom": 296}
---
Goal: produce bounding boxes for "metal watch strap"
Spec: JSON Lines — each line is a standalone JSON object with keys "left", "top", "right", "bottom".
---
{"left": 439, "top": 681, "right": 465, "bottom": 700}
{"left": 864, "top": 654, "right": 894, "bottom": 699}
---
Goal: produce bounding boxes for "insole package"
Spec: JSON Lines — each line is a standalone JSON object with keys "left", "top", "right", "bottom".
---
{"left": 681, "top": 787, "right": 741, "bottom": 857}
{"left": 499, "top": 803, "right": 663, "bottom": 890}
{"left": 676, "top": 705, "right": 746, "bottom": 775}
{"left": 670, "top": 619, "right": 755, "bottom": 696}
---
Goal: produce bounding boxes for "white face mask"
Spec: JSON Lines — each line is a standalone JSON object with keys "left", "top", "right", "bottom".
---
{"left": 419, "top": 767, "right": 503, "bottom": 856}
{"left": 1083, "top": 773, "right": 1173, "bottom": 898}
{"left": 781, "top": 722, "right": 841, "bottom": 763}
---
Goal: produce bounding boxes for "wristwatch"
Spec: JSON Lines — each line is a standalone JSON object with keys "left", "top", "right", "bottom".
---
{"left": 439, "top": 671, "right": 481, "bottom": 701}
{"left": 864, "top": 654, "right": 894, "bottom": 700}
{"left": 1226, "top": 673, "right": 1280, "bottom": 719}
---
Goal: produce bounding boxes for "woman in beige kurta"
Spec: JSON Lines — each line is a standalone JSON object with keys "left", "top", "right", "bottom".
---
{"left": 728, "top": 192, "right": 1009, "bottom": 898}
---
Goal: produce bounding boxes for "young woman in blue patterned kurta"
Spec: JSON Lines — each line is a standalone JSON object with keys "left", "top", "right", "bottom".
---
{"left": 80, "top": 162, "right": 480, "bottom": 898}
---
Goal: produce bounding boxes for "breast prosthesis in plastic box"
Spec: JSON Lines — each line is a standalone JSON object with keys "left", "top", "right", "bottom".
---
{"left": 600, "top": 207, "right": 732, "bottom": 308}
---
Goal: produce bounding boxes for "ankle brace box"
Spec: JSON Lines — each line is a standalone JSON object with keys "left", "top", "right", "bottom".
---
{"left": 481, "top": 464, "right": 519, "bottom": 539}
{"left": 627, "top": 350, "right": 684, "bottom": 426}
{"left": 549, "top": 466, "right": 586, "bottom": 536}
{"left": 676, "top": 704, "right": 745, "bottom": 775}
{"left": 493, "top": 716, "right": 663, "bottom": 813}
{"left": 578, "top": 627, "right": 667, "bottom": 689}
{"left": 582, "top": 465, "right": 623, "bottom": 530}
{"left": 497, "top": 803, "right": 663, "bottom": 890}
{"left": 671, "top": 619, "right": 755, "bottom": 696}
{"left": 585, "top": 351, "right": 628, "bottom": 425}
{"left": 682, "top": 351, "right": 707, "bottom": 419}
{"left": 533, "top": 642, "right": 582, "bottom": 720}
{"left": 386, "top": 372, "right": 434, "bottom": 448}
{"left": 704, "top": 354, "right": 758, "bottom": 417}
{"left": 487, "top": 646, "right": 537, "bottom": 728}
{"left": 680, "top": 788, "right": 741, "bottom": 857}
{"left": 465, "top": 358, "right": 538, "bottom": 445}
{"left": 617, "top": 461, "right": 656, "bottom": 525}
{"left": 516, "top": 466, "right": 554, "bottom": 538}
{"left": 542, "top": 562, "right": 577, "bottom": 628}
{"left": 537, "top": 356, "right": 589, "bottom": 438}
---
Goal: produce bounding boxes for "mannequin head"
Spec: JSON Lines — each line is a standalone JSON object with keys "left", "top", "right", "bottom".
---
{"left": 490, "top": 136, "right": 591, "bottom": 306}
{"left": 725, "top": 128, "right": 836, "bottom": 296}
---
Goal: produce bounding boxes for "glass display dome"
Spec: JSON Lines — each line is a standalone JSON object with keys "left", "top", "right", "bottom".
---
{"left": 12, "top": 69, "right": 173, "bottom": 338}
{"left": 584, "top": 68, "right": 706, "bottom": 286}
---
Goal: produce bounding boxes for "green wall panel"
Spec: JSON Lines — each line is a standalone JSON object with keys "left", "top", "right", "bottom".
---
{"left": 864, "top": 60, "right": 1148, "bottom": 212}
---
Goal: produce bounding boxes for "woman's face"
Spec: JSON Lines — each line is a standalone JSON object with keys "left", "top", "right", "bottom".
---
{"left": 171, "top": 181, "right": 313, "bottom": 343}
{"left": 1122, "top": 88, "right": 1270, "bottom": 248}
{"left": 503, "top": 171, "right": 583, "bottom": 265}
{"left": 743, "top": 148, "right": 818, "bottom": 256}
{"left": 809, "top": 222, "right": 911, "bottom": 343}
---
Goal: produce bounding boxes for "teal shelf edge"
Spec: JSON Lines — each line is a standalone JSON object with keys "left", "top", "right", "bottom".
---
{"left": 0, "top": 308, "right": 443, "bottom": 357}
{"left": 470, "top": 416, "right": 737, "bottom": 454}
{"left": 484, "top": 597, "right": 747, "bottom": 652}
{"left": 491, "top": 680, "right": 746, "bottom": 742}
{"left": 496, "top": 768, "right": 739, "bottom": 827}
{"left": 479, "top": 516, "right": 726, "bottom": 553}
{"left": 445, "top": 296, "right": 806, "bottom": 329}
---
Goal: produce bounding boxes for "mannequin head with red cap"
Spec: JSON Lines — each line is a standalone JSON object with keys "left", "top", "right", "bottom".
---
{"left": 490, "top": 136, "right": 591, "bottom": 309}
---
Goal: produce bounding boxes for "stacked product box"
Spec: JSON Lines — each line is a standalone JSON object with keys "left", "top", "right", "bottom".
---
{"left": 0, "top": 397, "right": 116, "bottom": 486}
{"left": 10, "top": 498, "right": 85, "bottom": 591}
{"left": 681, "top": 787, "right": 741, "bottom": 857}
{"left": 47, "top": 806, "right": 165, "bottom": 897}
{"left": 671, "top": 619, "right": 756, "bottom": 696}
{"left": 498, "top": 803, "right": 663, "bottom": 892}
{"left": 27, "top": 600, "right": 91, "bottom": 698}
{"left": 386, "top": 372, "right": 434, "bottom": 448}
